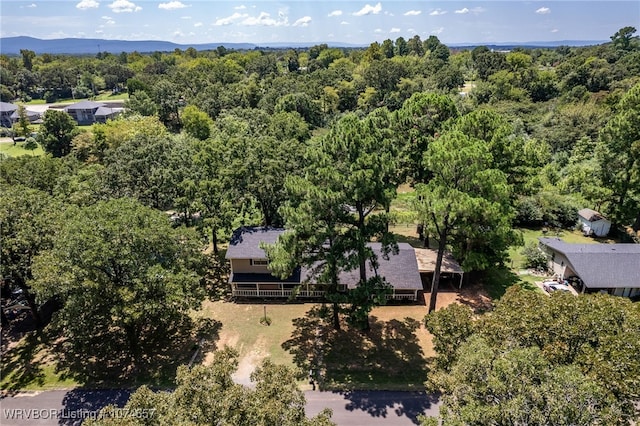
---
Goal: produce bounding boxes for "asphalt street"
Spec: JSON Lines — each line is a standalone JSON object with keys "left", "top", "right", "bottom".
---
{"left": 0, "top": 389, "right": 440, "bottom": 426}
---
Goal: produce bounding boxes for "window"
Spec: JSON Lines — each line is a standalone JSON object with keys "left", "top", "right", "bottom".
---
{"left": 250, "top": 259, "right": 268, "bottom": 266}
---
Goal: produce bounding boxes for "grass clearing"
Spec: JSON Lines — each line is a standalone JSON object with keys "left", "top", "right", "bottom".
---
{"left": 196, "top": 300, "right": 434, "bottom": 390}
{"left": 0, "top": 141, "right": 44, "bottom": 157}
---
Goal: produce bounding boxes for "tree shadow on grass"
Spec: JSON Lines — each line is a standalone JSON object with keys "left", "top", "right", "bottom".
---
{"left": 51, "top": 315, "right": 221, "bottom": 388}
{"left": 283, "top": 308, "right": 430, "bottom": 390}
{"left": 0, "top": 327, "right": 49, "bottom": 396}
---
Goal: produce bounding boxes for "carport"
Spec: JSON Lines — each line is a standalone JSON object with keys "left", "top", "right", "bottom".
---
{"left": 414, "top": 248, "right": 464, "bottom": 288}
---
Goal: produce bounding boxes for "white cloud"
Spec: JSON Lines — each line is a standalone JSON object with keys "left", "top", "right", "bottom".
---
{"left": 241, "top": 12, "right": 287, "bottom": 26}
{"left": 390, "top": 28, "right": 401, "bottom": 33}
{"left": 293, "top": 16, "right": 311, "bottom": 27}
{"left": 101, "top": 15, "right": 112, "bottom": 19}
{"left": 159, "top": 1, "right": 188, "bottom": 11}
{"left": 408, "top": 28, "right": 416, "bottom": 34}
{"left": 328, "top": 10, "right": 342, "bottom": 17}
{"left": 455, "top": 8, "right": 469, "bottom": 14}
{"left": 340, "top": 21, "right": 349, "bottom": 25}
{"left": 432, "top": 27, "right": 444, "bottom": 35}
{"left": 430, "top": 9, "right": 447, "bottom": 16}
{"left": 194, "top": 22, "right": 203, "bottom": 27}
{"left": 76, "top": 0, "right": 99, "bottom": 10}
{"left": 404, "top": 10, "right": 421, "bottom": 16}
{"left": 234, "top": 5, "right": 246, "bottom": 10}
{"left": 353, "top": 2, "right": 381, "bottom": 16}
{"left": 95, "top": 29, "right": 104, "bottom": 34}
{"left": 173, "top": 30, "right": 184, "bottom": 37}
{"left": 551, "top": 28, "right": 559, "bottom": 33}
{"left": 536, "top": 7, "right": 551, "bottom": 14}
{"left": 108, "top": 0, "right": 141, "bottom": 13}
{"left": 374, "top": 28, "right": 382, "bottom": 33}
{"left": 25, "top": 3, "right": 37, "bottom": 7}
{"left": 214, "top": 12, "right": 248, "bottom": 26}
{"left": 383, "top": 11, "right": 394, "bottom": 16}
{"left": 181, "top": 16, "right": 191, "bottom": 19}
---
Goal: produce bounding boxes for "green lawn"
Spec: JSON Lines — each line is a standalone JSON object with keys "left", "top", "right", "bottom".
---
{"left": 508, "top": 227, "right": 614, "bottom": 270}
{"left": 0, "top": 141, "right": 44, "bottom": 157}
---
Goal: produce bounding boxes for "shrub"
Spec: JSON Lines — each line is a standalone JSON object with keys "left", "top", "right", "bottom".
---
{"left": 521, "top": 242, "right": 548, "bottom": 270}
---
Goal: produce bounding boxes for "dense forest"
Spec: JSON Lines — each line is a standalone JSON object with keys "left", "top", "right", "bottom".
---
{"left": 1, "top": 27, "right": 640, "bottom": 424}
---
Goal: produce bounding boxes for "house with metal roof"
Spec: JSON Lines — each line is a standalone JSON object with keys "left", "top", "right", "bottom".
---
{"left": 226, "top": 226, "right": 423, "bottom": 301}
{"left": 0, "top": 102, "right": 18, "bottom": 128}
{"left": 577, "top": 208, "right": 611, "bottom": 237}
{"left": 63, "top": 100, "right": 122, "bottom": 124}
{"left": 538, "top": 237, "right": 640, "bottom": 298}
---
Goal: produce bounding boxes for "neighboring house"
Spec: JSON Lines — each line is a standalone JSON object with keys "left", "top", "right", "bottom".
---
{"left": 538, "top": 237, "right": 640, "bottom": 298}
{"left": 577, "top": 208, "right": 611, "bottom": 237}
{"left": 0, "top": 102, "right": 17, "bottom": 128}
{"left": 10, "top": 108, "right": 41, "bottom": 124}
{"left": 226, "top": 226, "right": 423, "bottom": 301}
{"left": 64, "top": 100, "right": 122, "bottom": 124}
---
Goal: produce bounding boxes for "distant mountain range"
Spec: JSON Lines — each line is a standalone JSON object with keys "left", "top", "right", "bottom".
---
{"left": 0, "top": 36, "right": 607, "bottom": 55}
{"left": 0, "top": 36, "right": 362, "bottom": 55}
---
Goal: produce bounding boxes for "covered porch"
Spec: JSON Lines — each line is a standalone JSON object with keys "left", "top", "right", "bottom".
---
{"left": 414, "top": 248, "right": 464, "bottom": 288}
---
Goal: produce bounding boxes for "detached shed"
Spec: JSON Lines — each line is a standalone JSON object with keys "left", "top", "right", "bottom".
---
{"left": 414, "top": 248, "right": 464, "bottom": 288}
{"left": 578, "top": 208, "right": 611, "bottom": 237}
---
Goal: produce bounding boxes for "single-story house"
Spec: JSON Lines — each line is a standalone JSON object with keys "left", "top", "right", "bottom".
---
{"left": 538, "top": 237, "right": 640, "bottom": 298}
{"left": 10, "top": 108, "right": 41, "bottom": 124}
{"left": 577, "top": 208, "right": 611, "bottom": 237}
{"left": 63, "top": 100, "right": 122, "bottom": 125}
{"left": 225, "top": 226, "right": 423, "bottom": 301}
{"left": 0, "top": 102, "right": 18, "bottom": 128}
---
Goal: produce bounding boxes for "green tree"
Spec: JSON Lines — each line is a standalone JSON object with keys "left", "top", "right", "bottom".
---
{"left": 86, "top": 347, "right": 335, "bottom": 426}
{"left": 13, "top": 104, "right": 31, "bottom": 143}
{"left": 596, "top": 82, "right": 640, "bottom": 229}
{"left": 31, "top": 198, "right": 206, "bottom": 375}
{"left": 423, "top": 286, "right": 640, "bottom": 425}
{"left": 0, "top": 185, "right": 59, "bottom": 328}
{"left": 415, "top": 131, "right": 512, "bottom": 313}
{"left": 101, "top": 133, "right": 197, "bottom": 211}
{"left": 181, "top": 105, "right": 213, "bottom": 140}
{"left": 124, "top": 91, "right": 158, "bottom": 117}
{"left": 392, "top": 92, "right": 459, "bottom": 184}
{"left": 611, "top": 26, "right": 637, "bottom": 51}
{"left": 37, "top": 109, "right": 78, "bottom": 157}
{"left": 266, "top": 112, "right": 399, "bottom": 330}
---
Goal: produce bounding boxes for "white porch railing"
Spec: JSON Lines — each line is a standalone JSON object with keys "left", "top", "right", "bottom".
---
{"left": 232, "top": 289, "right": 326, "bottom": 298}
{"left": 232, "top": 288, "right": 416, "bottom": 301}
{"left": 386, "top": 293, "right": 417, "bottom": 301}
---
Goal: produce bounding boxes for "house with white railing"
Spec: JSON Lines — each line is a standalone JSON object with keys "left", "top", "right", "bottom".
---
{"left": 225, "top": 227, "right": 423, "bottom": 301}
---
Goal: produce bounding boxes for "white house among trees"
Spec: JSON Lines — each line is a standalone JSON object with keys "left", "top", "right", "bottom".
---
{"left": 577, "top": 208, "right": 611, "bottom": 237}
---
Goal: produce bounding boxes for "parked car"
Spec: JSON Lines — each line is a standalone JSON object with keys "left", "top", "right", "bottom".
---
{"left": 543, "top": 280, "right": 571, "bottom": 293}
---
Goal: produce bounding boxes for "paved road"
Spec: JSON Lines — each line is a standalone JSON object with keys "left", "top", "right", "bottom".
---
{"left": 0, "top": 389, "right": 440, "bottom": 425}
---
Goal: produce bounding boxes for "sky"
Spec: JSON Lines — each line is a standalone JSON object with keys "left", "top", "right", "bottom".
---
{"left": 0, "top": 1, "right": 638, "bottom": 45}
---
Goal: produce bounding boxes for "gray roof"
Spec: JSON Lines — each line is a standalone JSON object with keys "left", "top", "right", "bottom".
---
{"left": 539, "top": 237, "right": 640, "bottom": 289}
{"left": 226, "top": 227, "right": 423, "bottom": 291}
{"left": 10, "top": 109, "right": 40, "bottom": 119}
{"left": 578, "top": 208, "right": 608, "bottom": 222}
{"left": 0, "top": 102, "right": 17, "bottom": 113}
{"left": 322, "top": 243, "right": 423, "bottom": 290}
{"left": 64, "top": 100, "right": 105, "bottom": 111}
{"left": 94, "top": 106, "right": 120, "bottom": 117}
{"left": 226, "top": 227, "right": 286, "bottom": 259}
